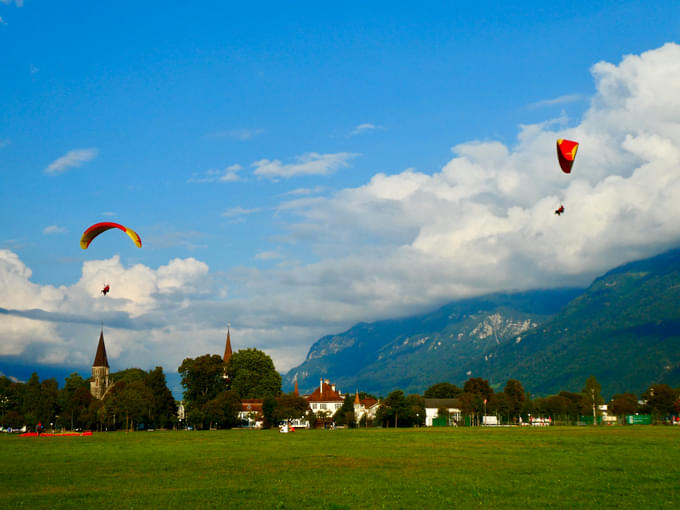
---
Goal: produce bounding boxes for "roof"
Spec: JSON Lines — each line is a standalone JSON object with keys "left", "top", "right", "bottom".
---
{"left": 223, "top": 329, "right": 232, "bottom": 364}
{"left": 92, "top": 330, "right": 109, "bottom": 368}
{"left": 241, "top": 399, "right": 263, "bottom": 412}
{"left": 424, "top": 398, "right": 460, "bottom": 409}
{"left": 359, "top": 397, "right": 378, "bottom": 409}
{"left": 306, "top": 381, "right": 344, "bottom": 403}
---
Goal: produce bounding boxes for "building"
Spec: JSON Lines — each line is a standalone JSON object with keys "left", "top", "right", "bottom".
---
{"left": 222, "top": 327, "right": 232, "bottom": 380}
{"left": 306, "top": 379, "right": 345, "bottom": 419}
{"left": 90, "top": 329, "right": 111, "bottom": 399}
{"left": 353, "top": 392, "right": 379, "bottom": 423}
{"left": 239, "top": 399, "right": 264, "bottom": 428}
{"left": 424, "top": 398, "right": 461, "bottom": 426}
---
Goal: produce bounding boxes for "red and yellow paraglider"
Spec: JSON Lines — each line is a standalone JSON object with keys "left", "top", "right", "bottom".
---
{"left": 556, "top": 138, "right": 579, "bottom": 174}
{"left": 80, "top": 222, "right": 142, "bottom": 249}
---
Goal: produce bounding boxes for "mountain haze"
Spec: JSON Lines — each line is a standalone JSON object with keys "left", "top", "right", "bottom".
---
{"left": 284, "top": 248, "right": 680, "bottom": 398}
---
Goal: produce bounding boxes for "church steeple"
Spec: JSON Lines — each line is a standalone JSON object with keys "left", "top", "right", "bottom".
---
{"left": 222, "top": 326, "right": 233, "bottom": 381}
{"left": 93, "top": 329, "right": 109, "bottom": 368}
{"left": 90, "top": 328, "right": 111, "bottom": 399}
{"left": 223, "top": 326, "right": 232, "bottom": 364}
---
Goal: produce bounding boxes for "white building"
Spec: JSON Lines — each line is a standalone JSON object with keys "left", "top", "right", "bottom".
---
{"left": 424, "top": 398, "right": 462, "bottom": 426}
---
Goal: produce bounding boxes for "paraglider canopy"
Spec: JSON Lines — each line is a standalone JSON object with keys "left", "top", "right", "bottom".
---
{"left": 101, "top": 284, "right": 110, "bottom": 295}
{"left": 80, "top": 222, "right": 142, "bottom": 249}
{"left": 556, "top": 139, "right": 579, "bottom": 174}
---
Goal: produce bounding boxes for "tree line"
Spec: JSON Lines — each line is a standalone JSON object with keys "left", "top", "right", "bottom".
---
{"left": 355, "top": 376, "right": 680, "bottom": 428}
{"left": 0, "top": 367, "right": 177, "bottom": 432}
{"left": 3, "top": 352, "right": 679, "bottom": 431}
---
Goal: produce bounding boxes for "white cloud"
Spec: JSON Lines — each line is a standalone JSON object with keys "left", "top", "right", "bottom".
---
{"left": 350, "top": 123, "right": 384, "bottom": 135}
{"left": 0, "top": 1, "right": 24, "bottom": 6}
{"left": 222, "top": 206, "right": 260, "bottom": 219}
{"left": 528, "top": 94, "right": 585, "bottom": 109}
{"left": 253, "top": 152, "right": 357, "bottom": 180}
{"left": 255, "top": 250, "right": 283, "bottom": 261}
{"left": 45, "top": 148, "right": 99, "bottom": 175}
{"left": 282, "top": 186, "right": 326, "bottom": 196}
{"left": 43, "top": 225, "right": 67, "bottom": 235}
{"left": 188, "top": 164, "right": 243, "bottom": 183}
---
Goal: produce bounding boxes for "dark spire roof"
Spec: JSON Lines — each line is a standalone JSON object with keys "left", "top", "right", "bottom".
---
{"left": 93, "top": 330, "right": 109, "bottom": 368}
{"left": 223, "top": 328, "right": 232, "bottom": 364}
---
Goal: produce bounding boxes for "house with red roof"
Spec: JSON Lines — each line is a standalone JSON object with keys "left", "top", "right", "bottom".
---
{"left": 305, "top": 379, "right": 345, "bottom": 425}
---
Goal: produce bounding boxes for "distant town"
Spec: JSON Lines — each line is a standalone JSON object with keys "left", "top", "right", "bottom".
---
{"left": 1, "top": 327, "right": 678, "bottom": 435}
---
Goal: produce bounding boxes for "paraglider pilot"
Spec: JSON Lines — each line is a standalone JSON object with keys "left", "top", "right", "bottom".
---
{"left": 554, "top": 205, "right": 565, "bottom": 216}
{"left": 101, "top": 284, "right": 110, "bottom": 295}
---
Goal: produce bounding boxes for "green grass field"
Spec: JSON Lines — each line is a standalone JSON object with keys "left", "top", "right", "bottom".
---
{"left": 1, "top": 426, "right": 679, "bottom": 509}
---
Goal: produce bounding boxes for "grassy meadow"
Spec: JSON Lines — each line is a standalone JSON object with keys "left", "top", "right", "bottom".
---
{"left": 1, "top": 426, "right": 679, "bottom": 509}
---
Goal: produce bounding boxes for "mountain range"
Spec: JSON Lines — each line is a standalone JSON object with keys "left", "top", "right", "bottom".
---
{"left": 283, "top": 248, "right": 680, "bottom": 398}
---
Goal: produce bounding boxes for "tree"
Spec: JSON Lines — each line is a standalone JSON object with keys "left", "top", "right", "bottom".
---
{"left": 262, "top": 396, "right": 278, "bottom": 429}
{"left": 503, "top": 379, "right": 525, "bottom": 422}
{"left": 145, "top": 367, "right": 177, "bottom": 428}
{"left": 227, "top": 348, "right": 281, "bottom": 399}
{"left": 334, "top": 394, "right": 356, "bottom": 427}
{"left": 404, "top": 394, "right": 425, "bottom": 427}
{"left": 376, "top": 391, "right": 423, "bottom": 428}
{"left": 22, "top": 373, "right": 41, "bottom": 427}
{"left": 489, "top": 392, "right": 510, "bottom": 423}
{"left": 106, "top": 380, "right": 154, "bottom": 431}
{"left": 642, "top": 384, "right": 678, "bottom": 422}
{"left": 461, "top": 377, "right": 493, "bottom": 425}
{"left": 179, "top": 354, "right": 228, "bottom": 410}
{"left": 609, "top": 393, "right": 638, "bottom": 418}
{"left": 203, "top": 391, "right": 241, "bottom": 429}
{"left": 376, "top": 390, "right": 404, "bottom": 427}
{"left": 276, "top": 393, "right": 310, "bottom": 423}
{"left": 0, "top": 376, "right": 25, "bottom": 426}
{"left": 58, "top": 373, "right": 89, "bottom": 430}
{"left": 424, "top": 382, "right": 463, "bottom": 399}
{"left": 582, "top": 376, "right": 604, "bottom": 425}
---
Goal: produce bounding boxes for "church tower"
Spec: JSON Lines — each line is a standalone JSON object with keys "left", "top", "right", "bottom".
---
{"left": 222, "top": 326, "right": 232, "bottom": 380}
{"left": 90, "top": 329, "right": 111, "bottom": 399}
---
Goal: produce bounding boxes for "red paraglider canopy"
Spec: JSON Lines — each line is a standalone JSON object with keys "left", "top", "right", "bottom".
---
{"left": 556, "top": 139, "right": 579, "bottom": 174}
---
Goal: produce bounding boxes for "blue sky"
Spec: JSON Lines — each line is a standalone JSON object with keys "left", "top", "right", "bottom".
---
{"left": 2, "top": 1, "right": 680, "bottom": 383}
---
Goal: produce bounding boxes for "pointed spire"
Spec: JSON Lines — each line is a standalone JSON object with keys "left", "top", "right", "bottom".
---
{"left": 93, "top": 329, "right": 109, "bottom": 368}
{"left": 223, "top": 326, "right": 232, "bottom": 364}
{"left": 294, "top": 376, "right": 299, "bottom": 396}
{"left": 355, "top": 390, "right": 360, "bottom": 405}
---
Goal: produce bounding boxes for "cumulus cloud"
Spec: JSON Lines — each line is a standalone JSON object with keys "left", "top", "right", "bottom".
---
{"left": 275, "top": 44, "right": 680, "bottom": 296}
{"left": 253, "top": 152, "right": 357, "bottom": 180}
{"left": 3, "top": 44, "right": 680, "bottom": 377}
{"left": 45, "top": 148, "right": 99, "bottom": 175}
